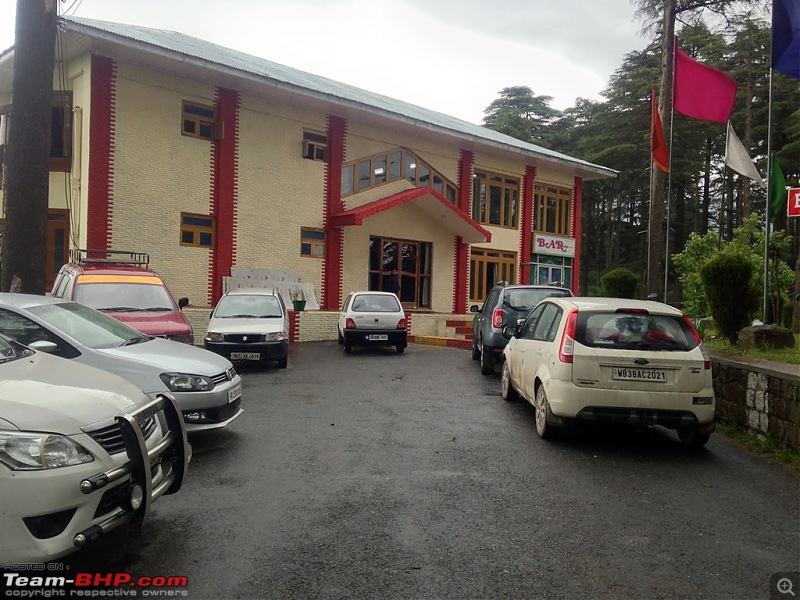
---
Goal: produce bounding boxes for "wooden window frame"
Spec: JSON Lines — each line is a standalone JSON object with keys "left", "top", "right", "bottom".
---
{"left": 50, "top": 92, "right": 72, "bottom": 172}
{"left": 300, "top": 227, "right": 325, "bottom": 258}
{"left": 302, "top": 130, "right": 328, "bottom": 161}
{"left": 472, "top": 170, "right": 519, "bottom": 230}
{"left": 180, "top": 212, "right": 216, "bottom": 248}
{"left": 181, "top": 101, "right": 220, "bottom": 141}
{"left": 533, "top": 183, "right": 572, "bottom": 236}
{"left": 341, "top": 148, "right": 457, "bottom": 201}
{"left": 469, "top": 248, "right": 517, "bottom": 304}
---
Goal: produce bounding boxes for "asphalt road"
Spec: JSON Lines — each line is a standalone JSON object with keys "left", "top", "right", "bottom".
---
{"left": 63, "top": 342, "right": 799, "bottom": 600}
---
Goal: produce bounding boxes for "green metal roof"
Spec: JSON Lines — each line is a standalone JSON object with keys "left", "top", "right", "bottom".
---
{"left": 61, "top": 16, "right": 616, "bottom": 179}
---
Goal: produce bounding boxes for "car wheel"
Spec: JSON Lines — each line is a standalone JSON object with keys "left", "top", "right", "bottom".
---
{"left": 278, "top": 354, "right": 288, "bottom": 369}
{"left": 344, "top": 343, "right": 352, "bottom": 354}
{"left": 396, "top": 344, "right": 405, "bottom": 354}
{"left": 534, "top": 385, "right": 556, "bottom": 439}
{"left": 501, "top": 361, "right": 519, "bottom": 402}
{"left": 471, "top": 336, "right": 480, "bottom": 360}
{"left": 480, "top": 343, "right": 495, "bottom": 375}
{"left": 337, "top": 331, "right": 343, "bottom": 345}
{"left": 677, "top": 425, "right": 711, "bottom": 448}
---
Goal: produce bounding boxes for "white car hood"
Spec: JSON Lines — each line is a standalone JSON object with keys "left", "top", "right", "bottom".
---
{"left": 0, "top": 351, "right": 148, "bottom": 434}
{"left": 100, "top": 337, "right": 233, "bottom": 375}
{"left": 208, "top": 317, "right": 286, "bottom": 335}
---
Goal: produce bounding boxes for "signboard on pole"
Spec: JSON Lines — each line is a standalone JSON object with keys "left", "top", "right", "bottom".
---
{"left": 788, "top": 187, "right": 800, "bottom": 218}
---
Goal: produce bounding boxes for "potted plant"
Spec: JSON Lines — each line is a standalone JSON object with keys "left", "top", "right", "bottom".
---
{"left": 290, "top": 288, "right": 306, "bottom": 311}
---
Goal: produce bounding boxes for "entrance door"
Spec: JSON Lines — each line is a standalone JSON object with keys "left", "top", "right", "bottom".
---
{"left": 369, "top": 236, "right": 432, "bottom": 310}
{"left": 46, "top": 209, "right": 70, "bottom": 291}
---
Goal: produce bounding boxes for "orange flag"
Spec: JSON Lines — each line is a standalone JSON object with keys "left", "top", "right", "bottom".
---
{"left": 651, "top": 86, "right": 669, "bottom": 173}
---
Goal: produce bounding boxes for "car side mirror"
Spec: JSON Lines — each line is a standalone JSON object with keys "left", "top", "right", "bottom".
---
{"left": 209, "top": 311, "right": 214, "bottom": 320}
{"left": 178, "top": 297, "right": 189, "bottom": 309}
{"left": 28, "top": 340, "right": 58, "bottom": 354}
{"left": 469, "top": 305, "right": 479, "bottom": 313}
{"left": 502, "top": 325, "right": 518, "bottom": 340}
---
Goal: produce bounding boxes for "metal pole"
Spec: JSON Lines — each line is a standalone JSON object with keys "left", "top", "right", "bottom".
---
{"left": 764, "top": 67, "right": 774, "bottom": 322}
{"left": 664, "top": 103, "right": 675, "bottom": 304}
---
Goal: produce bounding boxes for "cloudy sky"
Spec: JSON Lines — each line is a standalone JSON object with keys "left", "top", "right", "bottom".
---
{"left": 0, "top": 0, "right": 650, "bottom": 125}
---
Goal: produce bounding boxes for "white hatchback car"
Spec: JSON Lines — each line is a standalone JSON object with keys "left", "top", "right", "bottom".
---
{"left": 204, "top": 288, "right": 290, "bottom": 369}
{"left": 501, "top": 297, "right": 715, "bottom": 446}
{"left": 0, "top": 333, "right": 188, "bottom": 563}
{"left": 338, "top": 291, "right": 407, "bottom": 354}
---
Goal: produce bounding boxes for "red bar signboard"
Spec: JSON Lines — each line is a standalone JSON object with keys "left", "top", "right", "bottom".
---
{"left": 788, "top": 188, "right": 800, "bottom": 218}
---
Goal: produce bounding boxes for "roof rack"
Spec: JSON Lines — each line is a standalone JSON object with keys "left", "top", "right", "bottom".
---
{"left": 70, "top": 249, "right": 150, "bottom": 267}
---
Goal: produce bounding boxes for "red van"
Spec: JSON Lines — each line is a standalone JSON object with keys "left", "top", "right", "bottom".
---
{"left": 51, "top": 249, "right": 194, "bottom": 345}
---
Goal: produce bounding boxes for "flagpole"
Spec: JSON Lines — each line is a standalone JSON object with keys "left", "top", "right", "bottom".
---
{"left": 664, "top": 102, "right": 675, "bottom": 304}
{"left": 763, "top": 66, "right": 774, "bottom": 323}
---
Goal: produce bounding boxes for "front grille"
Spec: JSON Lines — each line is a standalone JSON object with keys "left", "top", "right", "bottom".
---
{"left": 208, "top": 397, "right": 241, "bottom": 423}
{"left": 224, "top": 334, "right": 265, "bottom": 343}
{"left": 211, "top": 367, "right": 237, "bottom": 385}
{"left": 84, "top": 415, "right": 157, "bottom": 455}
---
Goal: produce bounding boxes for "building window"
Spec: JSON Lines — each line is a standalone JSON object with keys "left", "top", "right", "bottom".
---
{"left": 50, "top": 92, "right": 72, "bottom": 172}
{"left": 533, "top": 183, "right": 572, "bottom": 236}
{"left": 302, "top": 130, "right": 327, "bottom": 161}
{"left": 341, "top": 148, "right": 457, "bottom": 202}
{"left": 530, "top": 253, "right": 572, "bottom": 289}
{"left": 469, "top": 248, "right": 517, "bottom": 304}
{"left": 181, "top": 101, "right": 218, "bottom": 141}
{"left": 472, "top": 171, "right": 519, "bottom": 229}
{"left": 368, "top": 236, "right": 432, "bottom": 309}
{"left": 301, "top": 227, "right": 325, "bottom": 258}
{"left": 180, "top": 213, "right": 215, "bottom": 248}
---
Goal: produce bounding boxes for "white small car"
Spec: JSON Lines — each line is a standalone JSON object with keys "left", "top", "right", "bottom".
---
{"left": 338, "top": 291, "right": 407, "bottom": 354}
{"left": 204, "top": 288, "right": 289, "bottom": 368}
{"left": 501, "top": 297, "right": 716, "bottom": 446}
{"left": 0, "top": 294, "right": 243, "bottom": 432}
{"left": 0, "top": 334, "right": 189, "bottom": 563}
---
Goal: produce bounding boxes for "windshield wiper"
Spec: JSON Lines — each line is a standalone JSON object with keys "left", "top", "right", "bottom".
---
{"left": 222, "top": 314, "right": 257, "bottom": 318}
{"left": 120, "top": 337, "right": 148, "bottom": 347}
{"left": 101, "top": 307, "right": 141, "bottom": 312}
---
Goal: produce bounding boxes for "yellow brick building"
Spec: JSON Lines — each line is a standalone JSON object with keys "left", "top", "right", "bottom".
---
{"left": 0, "top": 16, "right": 615, "bottom": 340}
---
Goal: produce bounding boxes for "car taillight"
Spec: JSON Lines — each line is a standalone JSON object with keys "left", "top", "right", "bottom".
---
{"left": 558, "top": 308, "right": 578, "bottom": 363}
{"left": 683, "top": 313, "right": 711, "bottom": 370}
{"left": 492, "top": 308, "right": 504, "bottom": 328}
{"left": 346, "top": 318, "right": 356, "bottom": 330}
{"left": 397, "top": 317, "right": 406, "bottom": 330}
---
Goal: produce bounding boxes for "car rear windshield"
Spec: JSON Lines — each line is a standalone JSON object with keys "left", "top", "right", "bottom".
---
{"left": 503, "top": 288, "right": 572, "bottom": 311}
{"left": 351, "top": 295, "right": 401, "bottom": 312}
{"left": 576, "top": 311, "right": 698, "bottom": 351}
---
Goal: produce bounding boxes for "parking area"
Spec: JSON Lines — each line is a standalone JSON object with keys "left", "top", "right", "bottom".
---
{"left": 51, "top": 342, "right": 800, "bottom": 599}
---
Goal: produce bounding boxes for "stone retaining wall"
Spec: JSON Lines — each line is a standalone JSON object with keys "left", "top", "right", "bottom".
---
{"left": 711, "top": 354, "right": 800, "bottom": 450}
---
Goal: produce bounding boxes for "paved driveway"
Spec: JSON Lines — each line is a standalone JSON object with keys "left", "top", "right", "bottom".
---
{"left": 61, "top": 342, "right": 799, "bottom": 599}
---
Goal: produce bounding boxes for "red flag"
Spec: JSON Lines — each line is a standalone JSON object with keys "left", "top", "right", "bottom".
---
{"left": 651, "top": 86, "right": 669, "bottom": 172}
{"left": 673, "top": 46, "right": 737, "bottom": 123}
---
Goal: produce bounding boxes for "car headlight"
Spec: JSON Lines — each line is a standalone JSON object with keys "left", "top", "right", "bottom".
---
{"left": 0, "top": 431, "right": 94, "bottom": 471}
{"left": 264, "top": 332, "right": 286, "bottom": 342}
{"left": 205, "top": 332, "right": 224, "bottom": 343}
{"left": 159, "top": 373, "right": 215, "bottom": 392}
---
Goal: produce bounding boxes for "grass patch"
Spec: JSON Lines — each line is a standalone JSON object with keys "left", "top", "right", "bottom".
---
{"left": 703, "top": 334, "right": 800, "bottom": 365}
{"left": 717, "top": 420, "right": 800, "bottom": 472}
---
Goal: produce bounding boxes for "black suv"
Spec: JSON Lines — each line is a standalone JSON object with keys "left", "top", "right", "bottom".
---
{"left": 470, "top": 283, "right": 573, "bottom": 375}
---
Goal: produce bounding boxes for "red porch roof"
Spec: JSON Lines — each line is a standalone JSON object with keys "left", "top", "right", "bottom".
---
{"left": 329, "top": 187, "right": 491, "bottom": 244}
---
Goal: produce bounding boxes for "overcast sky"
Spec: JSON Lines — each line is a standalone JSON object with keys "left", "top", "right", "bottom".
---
{"left": 0, "top": 0, "right": 650, "bottom": 125}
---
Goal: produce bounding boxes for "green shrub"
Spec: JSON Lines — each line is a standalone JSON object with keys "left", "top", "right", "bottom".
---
{"left": 700, "top": 252, "right": 758, "bottom": 345}
{"left": 600, "top": 267, "right": 638, "bottom": 299}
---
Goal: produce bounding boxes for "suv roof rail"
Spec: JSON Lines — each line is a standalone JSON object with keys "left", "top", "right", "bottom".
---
{"left": 70, "top": 249, "right": 150, "bottom": 267}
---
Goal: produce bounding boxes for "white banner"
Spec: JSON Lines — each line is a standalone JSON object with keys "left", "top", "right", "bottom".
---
{"left": 533, "top": 234, "right": 576, "bottom": 257}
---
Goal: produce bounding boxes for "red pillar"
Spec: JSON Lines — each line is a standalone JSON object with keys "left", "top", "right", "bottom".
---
{"left": 323, "top": 115, "right": 346, "bottom": 311}
{"left": 572, "top": 176, "right": 583, "bottom": 294}
{"left": 520, "top": 166, "right": 536, "bottom": 284}
{"left": 453, "top": 150, "right": 474, "bottom": 312}
{"left": 87, "top": 55, "right": 116, "bottom": 250}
